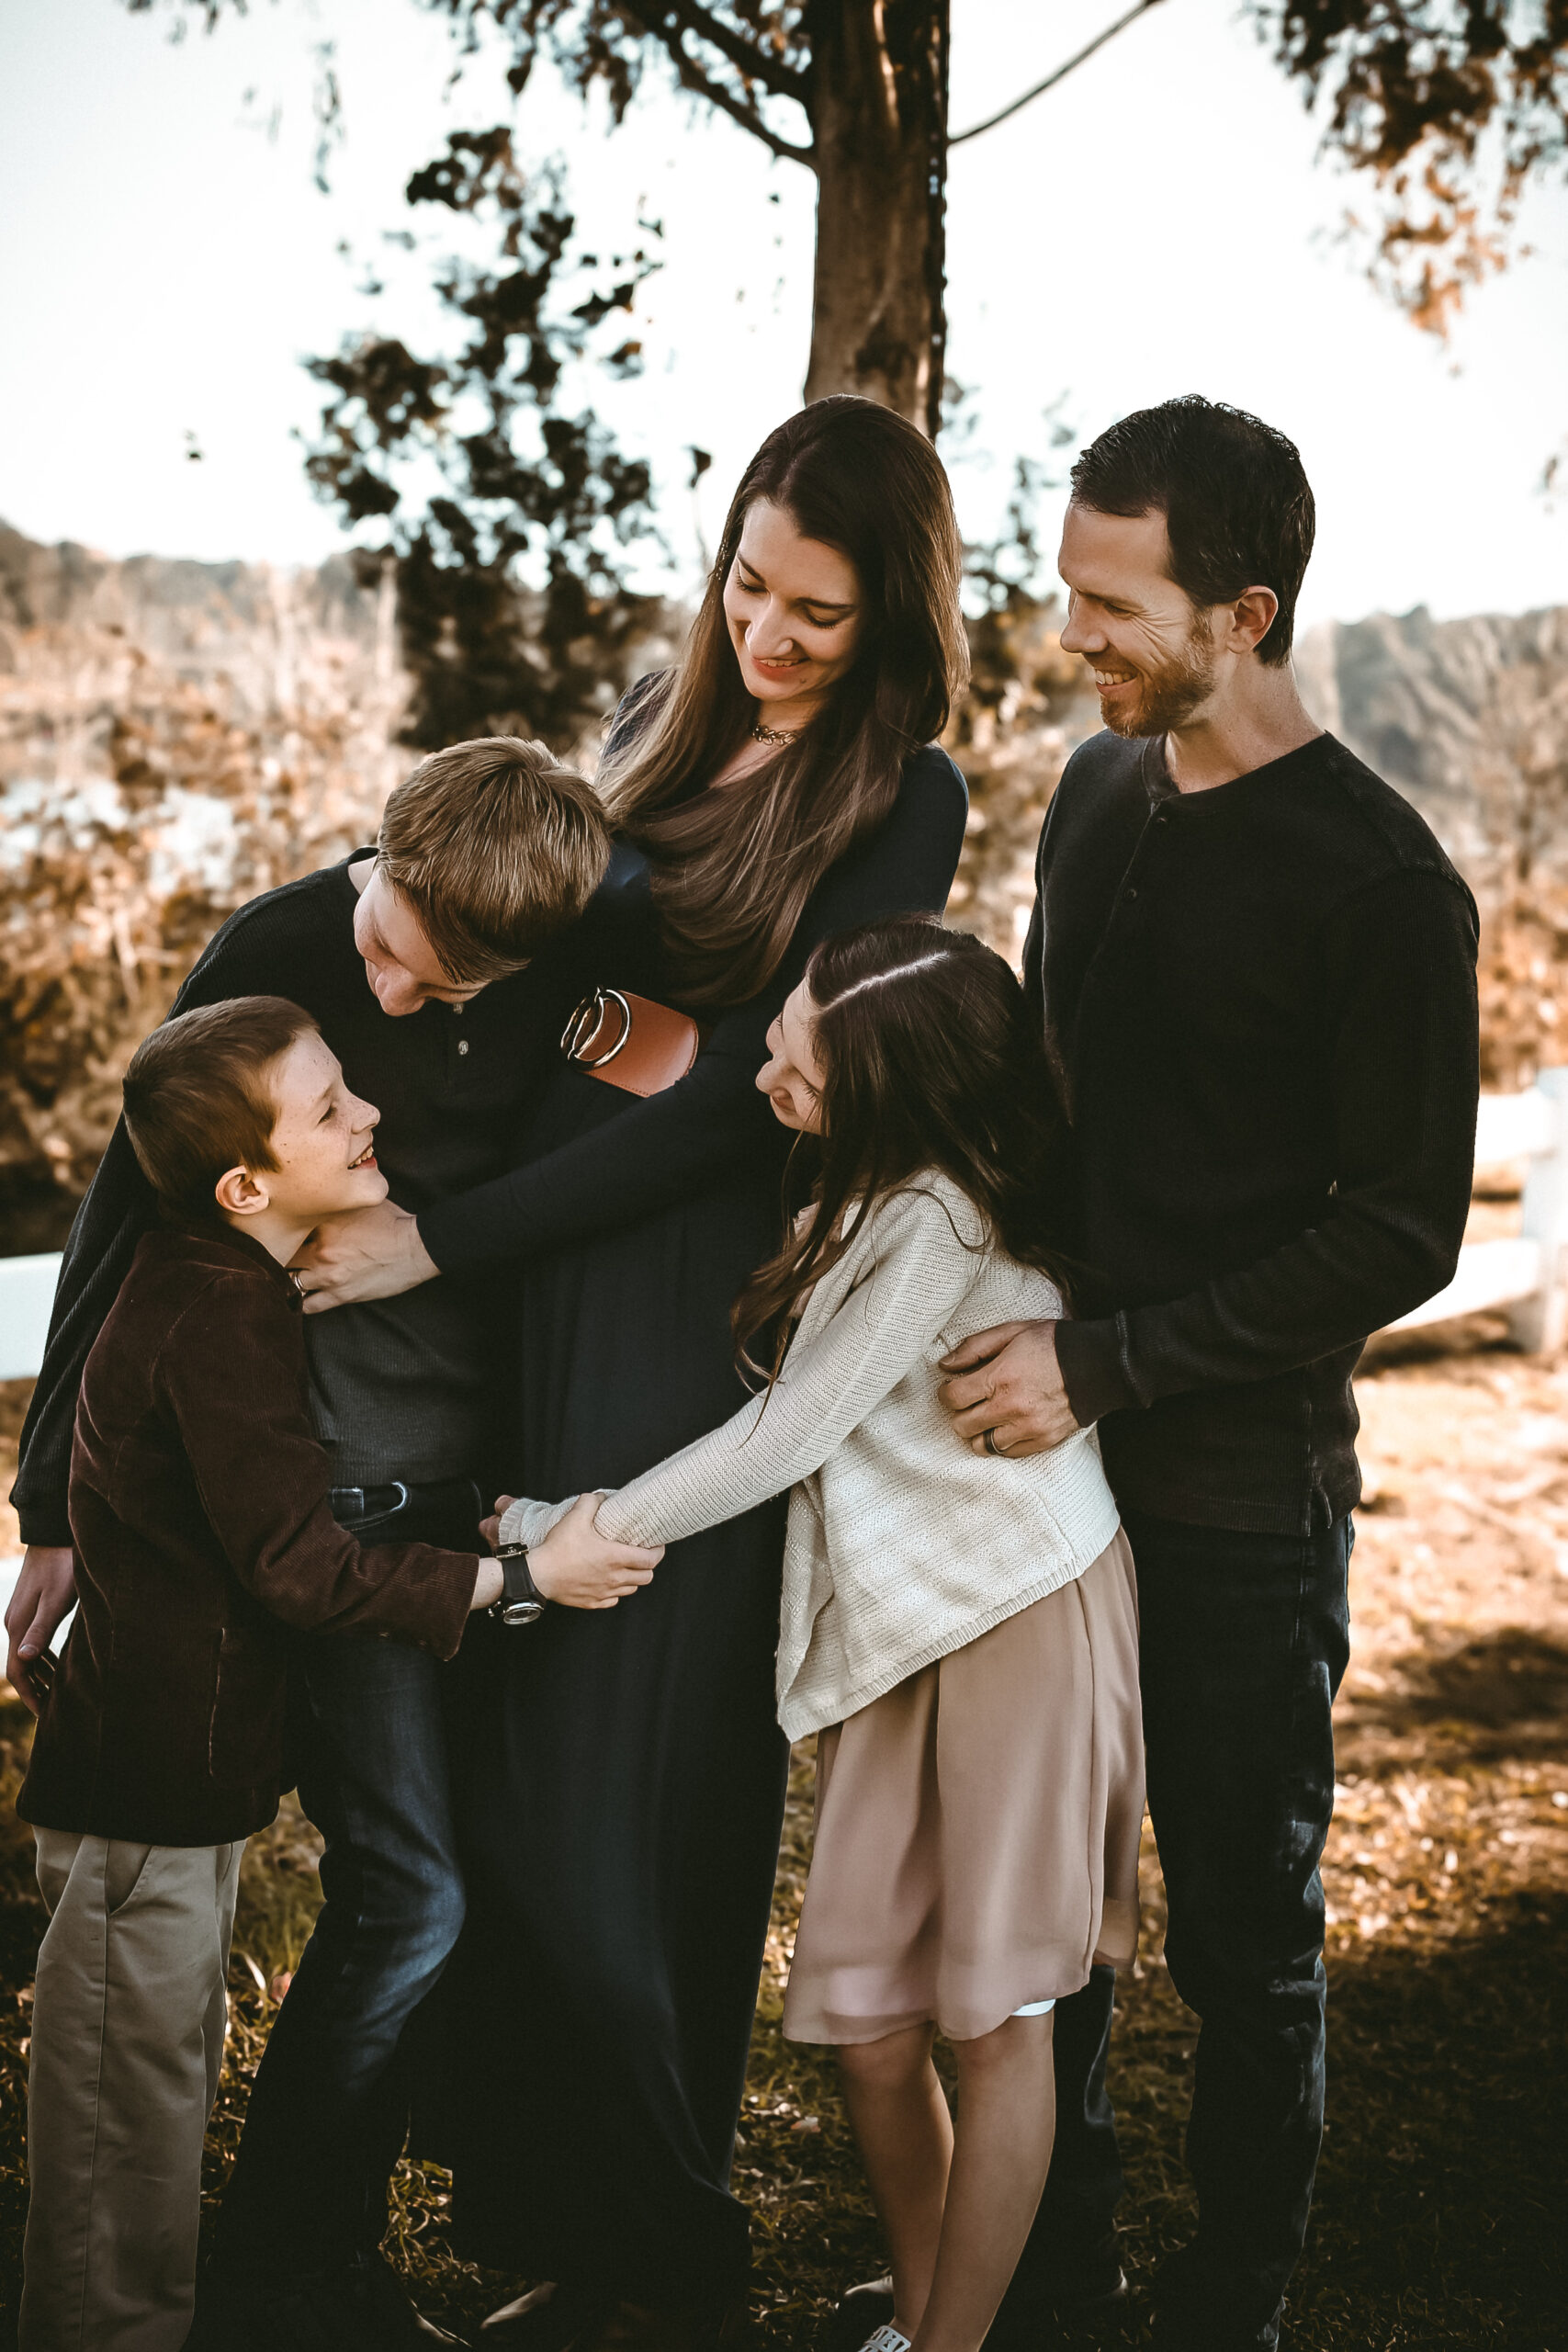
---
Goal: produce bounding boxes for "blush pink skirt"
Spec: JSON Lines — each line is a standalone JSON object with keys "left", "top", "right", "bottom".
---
{"left": 782, "top": 1529, "right": 1145, "bottom": 2047}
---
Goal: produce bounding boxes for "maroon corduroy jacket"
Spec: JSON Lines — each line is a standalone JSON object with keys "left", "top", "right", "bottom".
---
{"left": 18, "top": 1222, "right": 479, "bottom": 1847}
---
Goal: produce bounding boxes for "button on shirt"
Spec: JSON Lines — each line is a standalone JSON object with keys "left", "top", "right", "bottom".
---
{"left": 1031, "top": 729, "right": 1480, "bottom": 1536}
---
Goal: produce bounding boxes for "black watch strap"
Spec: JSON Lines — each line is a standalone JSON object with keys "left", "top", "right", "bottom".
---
{"left": 491, "top": 1542, "right": 547, "bottom": 1627}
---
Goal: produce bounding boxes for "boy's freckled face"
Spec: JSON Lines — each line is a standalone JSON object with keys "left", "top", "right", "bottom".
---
{"left": 756, "top": 983, "right": 827, "bottom": 1135}
{"left": 257, "top": 1032, "right": 389, "bottom": 1222}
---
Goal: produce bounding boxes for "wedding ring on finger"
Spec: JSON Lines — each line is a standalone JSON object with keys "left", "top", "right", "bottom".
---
{"left": 288, "top": 1270, "right": 309, "bottom": 1300}
{"left": 983, "top": 1426, "right": 1007, "bottom": 1458}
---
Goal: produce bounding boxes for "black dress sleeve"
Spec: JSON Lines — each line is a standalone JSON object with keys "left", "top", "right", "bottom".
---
{"left": 9, "top": 886, "right": 350, "bottom": 1547}
{"left": 418, "top": 747, "right": 970, "bottom": 1273}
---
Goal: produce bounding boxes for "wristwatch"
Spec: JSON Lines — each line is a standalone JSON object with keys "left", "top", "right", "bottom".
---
{"left": 489, "top": 1543, "right": 547, "bottom": 1628}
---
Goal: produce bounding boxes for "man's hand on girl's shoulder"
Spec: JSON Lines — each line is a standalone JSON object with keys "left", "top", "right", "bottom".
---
{"left": 479, "top": 1496, "right": 516, "bottom": 1555}
{"left": 938, "top": 1318, "right": 1081, "bottom": 1458}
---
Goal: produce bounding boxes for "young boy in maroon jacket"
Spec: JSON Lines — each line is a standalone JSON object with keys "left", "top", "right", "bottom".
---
{"left": 17, "top": 994, "right": 659, "bottom": 2352}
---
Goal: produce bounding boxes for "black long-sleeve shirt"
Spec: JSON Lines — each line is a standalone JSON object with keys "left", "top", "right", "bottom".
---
{"left": 13, "top": 743, "right": 967, "bottom": 1544}
{"left": 1035, "top": 728, "right": 1480, "bottom": 1537}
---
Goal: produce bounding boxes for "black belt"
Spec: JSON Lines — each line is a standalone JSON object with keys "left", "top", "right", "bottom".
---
{"left": 329, "top": 1476, "right": 480, "bottom": 1521}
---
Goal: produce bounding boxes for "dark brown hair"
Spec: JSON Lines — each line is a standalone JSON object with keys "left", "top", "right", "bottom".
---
{"left": 379, "top": 734, "right": 609, "bottom": 983}
{"left": 598, "top": 398, "right": 969, "bottom": 1005}
{"left": 122, "top": 996, "right": 317, "bottom": 1219}
{"left": 733, "top": 918, "right": 1073, "bottom": 1379}
{"left": 1069, "top": 395, "right": 1314, "bottom": 665}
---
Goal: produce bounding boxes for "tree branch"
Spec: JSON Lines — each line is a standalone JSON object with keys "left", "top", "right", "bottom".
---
{"left": 951, "top": 0, "right": 1166, "bottom": 144}
{"left": 655, "top": 19, "right": 816, "bottom": 164}
{"left": 628, "top": 3, "right": 808, "bottom": 106}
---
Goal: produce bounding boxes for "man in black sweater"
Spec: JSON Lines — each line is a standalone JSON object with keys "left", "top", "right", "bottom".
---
{"left": 6, "top": 737, "right": 611, "bottom": 2349}
{"left": 941, "top": 399, "right": 1479, "bottom": 2350}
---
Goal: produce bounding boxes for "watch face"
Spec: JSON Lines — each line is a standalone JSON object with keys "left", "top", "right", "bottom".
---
{"left": 500, "top": 1599, "right": 546, "bottom": 1627}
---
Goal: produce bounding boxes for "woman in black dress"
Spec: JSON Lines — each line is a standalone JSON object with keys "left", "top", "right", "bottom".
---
{"left": 298, "top": 397, "right": 970, "bottom": 2347}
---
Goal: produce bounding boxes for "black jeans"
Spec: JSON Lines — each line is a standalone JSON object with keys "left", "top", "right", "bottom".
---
{"left": 214, "top": 1478, "right": 481, "bottom": 2270}
{"left": 1012, "top": 1509, "right": 1352, "bottom": 2334}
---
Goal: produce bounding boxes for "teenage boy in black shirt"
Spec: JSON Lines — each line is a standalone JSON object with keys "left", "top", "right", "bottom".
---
{"left": 6, "top": 736, "right": 613, "bottom": 2349}
{"left": 940, "top": 399, "right": 1479, "bottom": 2351}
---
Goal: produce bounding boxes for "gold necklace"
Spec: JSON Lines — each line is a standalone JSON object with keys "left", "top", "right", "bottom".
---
{"left": 750, "top": 719, "right": 802, "bottom": 745}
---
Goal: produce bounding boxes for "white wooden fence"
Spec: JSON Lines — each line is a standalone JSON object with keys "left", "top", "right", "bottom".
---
{"left": 1, "top": 1069, "right": 1565, "bottom": 1388}
{"left": 1383, "top": 1067, "right": 1568, "bottom": 1351}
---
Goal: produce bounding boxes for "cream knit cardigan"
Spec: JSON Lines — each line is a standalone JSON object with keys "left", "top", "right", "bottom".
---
{"left": 500, "top": 1170, "right": 1122, "bottom": 1739}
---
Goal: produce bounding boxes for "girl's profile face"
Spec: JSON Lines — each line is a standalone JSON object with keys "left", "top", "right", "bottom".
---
{"left": 757, "top": 983, "right": 827, "bottom": 1133}
{"left": 723, "top": 500, "right": 863, "bottom": 716}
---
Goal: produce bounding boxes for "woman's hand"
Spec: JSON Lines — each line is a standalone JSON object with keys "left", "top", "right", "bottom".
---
{"left": 291, "top": 1200, "right": 439, "bottom": 1311}
{"left": 525, "top": 1493, "right": 663, "bottom": 1611}
{"left": 479, "top": 1497, "right": 517, "bottom": 1555}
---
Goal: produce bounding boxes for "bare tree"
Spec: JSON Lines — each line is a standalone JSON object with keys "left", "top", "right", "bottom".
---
{"left": 419, "top": 2, "right": 1185, "bottom": 431}
{"left": 133, "top": 2, "right": 1568, "bottom": 416}
{"left": 130, "top": 3, "right": 1170, "bottom": 432}
{"left": 124, "top": 0, "right": 1568, "bottom": 745}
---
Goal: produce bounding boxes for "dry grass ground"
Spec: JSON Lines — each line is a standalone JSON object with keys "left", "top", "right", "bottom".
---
{"left": 2, "top": 1342, "right": 1564, "bottom": 2350}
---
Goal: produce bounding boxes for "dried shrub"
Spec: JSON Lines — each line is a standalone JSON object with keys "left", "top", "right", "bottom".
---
{"left": 0, "top": 539, "right": 404, "bottom": 1247}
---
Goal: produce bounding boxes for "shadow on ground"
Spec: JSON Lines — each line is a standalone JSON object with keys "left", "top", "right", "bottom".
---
{"left": 1380, "top": 1628, "right": 1568, "bottom": 1750}
{"left": 1344, "top": 1628, "right": 1568, "bottom": 1770}
{"left": 2, "top": 1693, "right": 1563, "bottom": 2352}
{"left": 1026, "top": 1893, "right": 1563, "bottom": 2352}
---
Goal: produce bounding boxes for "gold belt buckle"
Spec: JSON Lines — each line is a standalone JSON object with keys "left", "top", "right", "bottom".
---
{"left": 561, "top": 987, "right": 633, "bottom": 1069}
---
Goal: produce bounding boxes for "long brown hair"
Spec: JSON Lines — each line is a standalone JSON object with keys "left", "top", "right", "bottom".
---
{"left": 598, "top": 398, "right": 968, "bottom": 1005}
{"left": 733, "top": 918, "right": 1074, "bottom": 1380}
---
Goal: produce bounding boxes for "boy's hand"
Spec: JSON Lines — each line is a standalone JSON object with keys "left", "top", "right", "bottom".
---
{"left": 5, "top": 1544, "right": 77, "bottom": 1716}
{"left": 479, "top": 1496, "right": 516, "bottom": 1555}
{"left": 526, "top": 1493, "right": 662, "bottom": 1611}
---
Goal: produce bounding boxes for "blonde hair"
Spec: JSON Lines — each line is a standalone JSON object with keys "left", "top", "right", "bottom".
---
{"left": 378, "top": 736, "right": 610, "bottom": 983}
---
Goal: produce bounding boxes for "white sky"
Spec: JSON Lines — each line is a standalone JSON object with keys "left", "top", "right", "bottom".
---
{"left": 1, "top": 0, "right": 1565, "bottom": 628}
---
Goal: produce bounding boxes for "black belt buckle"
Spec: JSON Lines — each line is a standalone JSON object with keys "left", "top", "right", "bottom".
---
{"left": 330, "top": 1480, "right": 412, "bottom": 1522}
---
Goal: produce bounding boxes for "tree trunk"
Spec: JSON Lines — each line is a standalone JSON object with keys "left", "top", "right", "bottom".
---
{"left": 804, "top": 0, "right": 950, "bottom": 435}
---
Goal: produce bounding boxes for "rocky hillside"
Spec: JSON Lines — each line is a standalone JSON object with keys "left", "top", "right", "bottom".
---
{"left": 1298, "top": 605, "right": 1568, "bottom": 1089}
{"left": 1, "top": 520, "right": 1564, "bottom": 1250}
{"left": 1297, "top": 605, "right": 1568, "bottom": 902}
{"left": 951, "top": 598, "right": 1568, "bottom": 1093}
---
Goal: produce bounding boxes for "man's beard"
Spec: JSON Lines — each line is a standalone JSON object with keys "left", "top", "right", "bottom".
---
{"left": 1100, "top": 624, "right": 1217, "bottom": 740}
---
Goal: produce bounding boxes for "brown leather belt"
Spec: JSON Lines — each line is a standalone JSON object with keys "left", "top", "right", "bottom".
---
{"left": 562, "top": 988, "right": 703, "bottom": 1097}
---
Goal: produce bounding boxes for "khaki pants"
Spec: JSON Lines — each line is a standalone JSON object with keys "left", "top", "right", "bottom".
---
{"left": 22, "top": 1829, "right": 243, "bottom": 2352}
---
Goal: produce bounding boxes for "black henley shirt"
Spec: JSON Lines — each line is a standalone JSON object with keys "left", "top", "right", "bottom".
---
{"left": 1035, "top": 728, "right": 1480, "bottom": 1537}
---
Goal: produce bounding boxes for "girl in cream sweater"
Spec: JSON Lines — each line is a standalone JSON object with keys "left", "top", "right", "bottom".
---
{"left": 497, "top": 918, "right": 1144, "bottom": 2352}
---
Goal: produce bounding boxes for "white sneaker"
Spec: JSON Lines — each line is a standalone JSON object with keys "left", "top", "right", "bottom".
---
{"left": 859, "top": 2329, "right": 912, "bottom": 2352}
